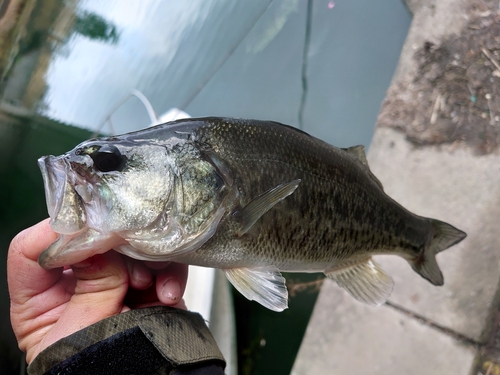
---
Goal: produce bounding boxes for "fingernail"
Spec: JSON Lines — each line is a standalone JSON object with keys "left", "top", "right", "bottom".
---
{"left": 161, "top": 278, "right": 181, "bottom": 301}
{"left": 131, "top": 267, "right": 153, "bottom": 289}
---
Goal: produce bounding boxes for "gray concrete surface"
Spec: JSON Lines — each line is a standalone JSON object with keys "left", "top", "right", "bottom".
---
{"left": 292, "top": 1, "right": 499, "bottom": 374}
{"left": 292, "top": 280, "right": 477, "bottom": 375}
{"left": 370, "top": 129, "right": 500, "bottom": 343}
{"left": 392, "top": 0, "right": 470, "bottom": 82}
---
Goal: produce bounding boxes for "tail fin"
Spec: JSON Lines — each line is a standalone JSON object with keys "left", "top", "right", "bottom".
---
{"left": 411, "top": 219, "right": 467, "bottom": 286}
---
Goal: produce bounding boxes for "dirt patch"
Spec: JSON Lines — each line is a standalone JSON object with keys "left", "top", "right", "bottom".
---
{"left": 378, "top": 1, "right": 500, "bottom": 154}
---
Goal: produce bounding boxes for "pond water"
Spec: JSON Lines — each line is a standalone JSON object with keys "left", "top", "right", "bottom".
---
{"left": 0, "top": 1, "right": 410, "bottom": 374}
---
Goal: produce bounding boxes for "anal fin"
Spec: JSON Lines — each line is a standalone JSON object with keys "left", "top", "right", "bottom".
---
{"left": 223, "top": 266, "right": 288, "bottom": 312}
{"left": 325, "top": 257, "right": 394, "bottom": 306}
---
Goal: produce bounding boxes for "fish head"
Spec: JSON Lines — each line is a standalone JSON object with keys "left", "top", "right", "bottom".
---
{"left": 39, "top": 138, "right": 176, "bottom": 234}
{"left": 38, "top": 130, "right": 235, "bottom": 269}
{"left": 34, "top": 133, "right": 169, "bottom": 266}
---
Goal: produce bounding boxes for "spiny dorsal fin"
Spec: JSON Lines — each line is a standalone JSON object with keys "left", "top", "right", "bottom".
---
{"left": 342, "top": 145, "right": 384, "bottom": 190}
{"left": 237, "top": 179, "right": 301, "bottom": 236}
{"left": 343, "top": 145, "right": 369, "bottom": 166}
{"left": 325, "top": 257, "right": 394, "bottom": 305}
{"left": 223, "top": 266, "right": 288, "bottom": 311}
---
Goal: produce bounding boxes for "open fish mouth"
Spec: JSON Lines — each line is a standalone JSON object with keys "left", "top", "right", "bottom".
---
{"left": 38, "top": 155, "right": 87, "bottom": 235}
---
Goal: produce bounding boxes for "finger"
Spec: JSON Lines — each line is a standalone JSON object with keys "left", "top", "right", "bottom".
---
{"left": 48, "top": 252, "right": 128, "bottom": 335}
{"left": 144, "top": 260, "right": 172, "bottom": 270}
{"left": 123, "top": 257, "right": 154, "bottom": 290}
{"left": 131, "top": 298, "right": 187, "bottom": 310}
{"left": 10, "top": 219, "right": 59, "bottom": 261}
{"left": 70, "top": 251, "right": 128, "bottom": 306}
{"left": 155, "top": 263, "right": 189, "bottom": 305}
{"left": 125, "top": 280, "right": 187, "bottom": 310}
{"left": 26, "top": 251, "right": 130, "bottom": 363}
{"left": 8, "top": 219, "right": 62, "bottom": 306}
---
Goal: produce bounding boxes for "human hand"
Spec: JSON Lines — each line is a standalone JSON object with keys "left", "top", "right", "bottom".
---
{"left": 8, "top": 219, "right": 188, "bottom": 364}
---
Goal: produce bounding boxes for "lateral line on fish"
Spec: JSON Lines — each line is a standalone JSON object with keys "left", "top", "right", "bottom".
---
{"left": 224, "top": 157, "right": 386, "bottom": 216}
{"left": 218, "top": 156, "right": 362, "bottom": 187}
{"left": 384, "top": 301, "right": 481, "bottom": 348}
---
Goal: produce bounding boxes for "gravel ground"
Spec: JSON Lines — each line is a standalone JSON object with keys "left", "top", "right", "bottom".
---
{"left": 378, "top": 1, "right": 500, "bottom": 155}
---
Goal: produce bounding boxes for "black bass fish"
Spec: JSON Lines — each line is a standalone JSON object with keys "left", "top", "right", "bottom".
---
{"left": 38, "top": 117, "right": 466, "bottom": 311}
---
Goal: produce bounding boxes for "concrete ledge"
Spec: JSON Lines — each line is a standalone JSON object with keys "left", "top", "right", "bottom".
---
{"left": 393, "top": 0, "right": 471, "bottom": 81}
{"left": 292, "top": 280, "right": 477, "bottom": 375}
{"left": 370, "top": 128, "right": 500, "bottom": 343}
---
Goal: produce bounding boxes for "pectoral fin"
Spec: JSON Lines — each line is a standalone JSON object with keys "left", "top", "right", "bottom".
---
{"left": 223, "top": 266, "right": 288, "bottom": 312}
{"left": 325, "top": 257, "right": 393, "bottom": 306}
{"left": 237, "top": 179, "right": 301, "bottom": 235}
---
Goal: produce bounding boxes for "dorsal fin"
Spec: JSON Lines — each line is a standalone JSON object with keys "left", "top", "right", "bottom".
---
{"left": 343, "top": 145, "right": 369, "bottom": 166}
{"left": 342, "top": 145, "right": 384, "bottom": 191}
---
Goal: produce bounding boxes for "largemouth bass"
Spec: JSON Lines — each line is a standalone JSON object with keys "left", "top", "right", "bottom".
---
{"left": 38, "top": 117, "right": 466, "bottom": 311}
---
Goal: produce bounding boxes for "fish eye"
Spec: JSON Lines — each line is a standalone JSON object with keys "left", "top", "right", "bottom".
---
{"left": 91, "top": 145, "right": 125, "bottom": 172}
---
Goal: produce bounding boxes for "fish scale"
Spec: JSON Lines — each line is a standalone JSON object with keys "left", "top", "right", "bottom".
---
{"left": 188, "top": 120, "right": 414, "bottom": 259}
{"left": 37, "top": 117, "right": 466, "bottom": 311}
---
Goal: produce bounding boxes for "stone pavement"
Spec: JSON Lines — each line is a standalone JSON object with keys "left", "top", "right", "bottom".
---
{"left": 292, "top": 1, "right": 500, "bottom": 374}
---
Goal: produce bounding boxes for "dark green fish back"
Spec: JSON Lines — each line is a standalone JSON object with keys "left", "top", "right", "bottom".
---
{"left": 185, "top": 118, "right": 430, "bottom": 270}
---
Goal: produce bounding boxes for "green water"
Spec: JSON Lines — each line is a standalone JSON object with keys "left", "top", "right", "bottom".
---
{"left": 233, "top": 273, "right": 323, "bottom": 375}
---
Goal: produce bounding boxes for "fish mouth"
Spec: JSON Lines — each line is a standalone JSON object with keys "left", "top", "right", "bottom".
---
{"left": 38, "top": 155, "right": 88, "bottom": 235}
